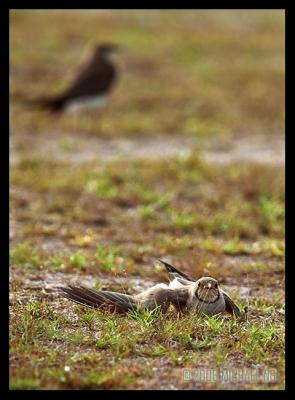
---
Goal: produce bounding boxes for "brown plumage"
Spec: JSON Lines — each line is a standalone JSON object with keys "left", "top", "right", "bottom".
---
{"left": 28, "top": 43, "right": 118, "bottom": 112}
{"left": 59, "top": 259, "right": 243, "bottom": 318}
{"left": 60, "top": 285, "right": 135, "bottom": 314}
{"left": 159, "top": 259, "right": 242, "bottom": 317}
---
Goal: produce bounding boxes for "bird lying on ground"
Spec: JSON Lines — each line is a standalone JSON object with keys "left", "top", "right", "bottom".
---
{"left": 59, "top": 259, "right": 242, "bottom": 317}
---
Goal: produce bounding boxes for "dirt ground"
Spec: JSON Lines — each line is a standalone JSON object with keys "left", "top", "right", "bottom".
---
{"left": 10, "top": 10, "right": 285, "bottom": 390}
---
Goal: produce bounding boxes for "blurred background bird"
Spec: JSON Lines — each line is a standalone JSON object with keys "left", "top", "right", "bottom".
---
{"left": 26, "top": 43, "right": 120, "bottom": 113}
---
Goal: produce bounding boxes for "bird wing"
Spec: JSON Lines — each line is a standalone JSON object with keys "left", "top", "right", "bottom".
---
{"left": 158, "top": 259, "right": 195, "bottom": 284}
{"left": 134, "top": 283, "right": 191, "bottom": 313}
{"left": 169, "top": 286, "right": 193, "bottom": 312}
{"left": 220, "top": 289, "right": 242, "bottom": 317}
{"left": 62, "top": 57, "right": 116, "bottom": 99}
{"left": 59, "top": 285, "right": 135, "bottom": 314}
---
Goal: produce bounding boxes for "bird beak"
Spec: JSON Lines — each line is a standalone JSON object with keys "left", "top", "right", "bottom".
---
{"left": 206, "top": 283, "right": 212, "bottom": 289}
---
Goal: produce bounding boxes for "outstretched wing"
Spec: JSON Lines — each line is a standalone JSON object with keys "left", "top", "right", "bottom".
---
{"left": 158, "top": 259, "right": 195, "bottom": 284}
{"left": 220, "top": 289, "right": 242, "bottom": 317}
{"left": 59, "top": 286, "right": 136, "bottom": 314}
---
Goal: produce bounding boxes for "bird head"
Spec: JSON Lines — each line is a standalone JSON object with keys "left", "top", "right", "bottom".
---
{"left": 95, "top": 43, "right": 120, "bottom": 58}
{"left": 195, "top": 277, "right": 220, "bottom": 302}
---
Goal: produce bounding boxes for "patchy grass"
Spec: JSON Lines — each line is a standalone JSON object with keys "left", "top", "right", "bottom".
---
{"left": 9, "top": 154, "right": 285, "bottom": 389}
{"left": 95, "top": 245, "right": 126, "bottom": 273}
{"left": 10, "top": 241, "right": 41, "bottom": 269}
{"left": 9, "top": 296, "right": 284, "bottom": 389}
{"left": 10, "top": 10, "right": 284, "bottom": 139}
{"left": 10, "top": 10, "right": 284, "bottom": 390}
{"left": 10, "top": 155, "right": 285, "bottom": 389}
{"left": 69, "top": 251, "right": 88, "bottom": 270}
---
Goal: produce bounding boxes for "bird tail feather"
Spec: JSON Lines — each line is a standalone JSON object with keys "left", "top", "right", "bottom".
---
{"left": 23, "top": 96, "right": 65, "bottom": 112}
{"left": 59, "top": 285, "right": 136, "bottom": 314}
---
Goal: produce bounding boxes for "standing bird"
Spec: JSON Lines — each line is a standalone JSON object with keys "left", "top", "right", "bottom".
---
{"left": 59, "top": 259, "right": 242, "bottom": 317}
{"left": 28, "top": 43, "right": 119, "bottom": 113}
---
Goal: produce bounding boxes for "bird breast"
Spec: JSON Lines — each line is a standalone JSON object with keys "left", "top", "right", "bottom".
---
{"left": 194, "top": 293, "right": 226, "bottom": 316}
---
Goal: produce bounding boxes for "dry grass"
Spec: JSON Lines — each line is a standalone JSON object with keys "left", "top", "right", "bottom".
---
{"left": 10, "top": 10, "right": 284, "bottom": 138}
{"left": 10, "top": 10, "right": 285, "bottom": 390}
